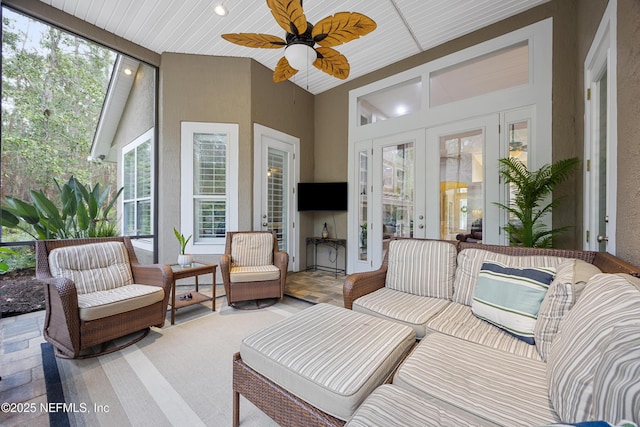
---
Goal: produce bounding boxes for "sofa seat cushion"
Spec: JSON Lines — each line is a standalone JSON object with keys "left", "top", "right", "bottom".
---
{"left": 77, "top": 284, "right": 164, "bottom": 321}
{"left": 353, "top": 287, "right": 450, "bottom": 339}
{"left": 345, "top": 384, "right": 499, "bottom": 427}
{"left": 453, "top": 248, "right": 567, "bottom": 306}
{"left": 426, "top": 302, "right": 542, "bottom": 360}
{"left": 547, "top": 273, "right": 640, "bottom": 424}
{"left": 229, "top": 265, "right": 280, "bottom": 283}
{"left": 385, "top": 239, "right": 458, "bottom": 299}
{"left": 49, "top": 241, "right": 134, "bottom": 294}
{"left": 393, "top": 333, "right": 557, "bottom": 426}
{"left": 240, "top": 303, "right": 415, "bottom": 421}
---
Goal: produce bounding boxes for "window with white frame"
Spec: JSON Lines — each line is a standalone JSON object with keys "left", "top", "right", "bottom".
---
{"left": 181, "top": 122, "right": 238, "bottom": 254}
{"left": 122, "top": 128, "right": 154, "bottom": 250}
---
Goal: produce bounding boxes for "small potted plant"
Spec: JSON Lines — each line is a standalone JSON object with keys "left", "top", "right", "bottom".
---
{"left": 173, "top": 227, "right": 193, "bottom": 267}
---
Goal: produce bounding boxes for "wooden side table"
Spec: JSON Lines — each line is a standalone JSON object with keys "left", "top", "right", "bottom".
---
{"left": 169, "top": 261, "right": 217, "bottom": 325}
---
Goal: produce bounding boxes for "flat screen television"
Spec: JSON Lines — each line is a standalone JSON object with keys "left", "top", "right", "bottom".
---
{"left": 297, "top": 182, "right": 348, "bottom": 211}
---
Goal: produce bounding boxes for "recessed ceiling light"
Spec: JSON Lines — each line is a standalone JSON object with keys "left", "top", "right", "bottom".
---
{"left": 213, "top": 3, "right": 228, "bottom": 16}
{"left": 123, "top": 68, "right": 133, "bottom": 76}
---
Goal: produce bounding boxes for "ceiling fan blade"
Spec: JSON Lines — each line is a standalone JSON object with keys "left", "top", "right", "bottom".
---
{"left": 312, "top": 12, "right": 377, "bottom": 47}
{"left": 313, "top": 47, "right": 350, "bottom": 80}
{"left": 221, "top": 33, "right": 286, "bottom": 48}
{"left": 266, "top": 0, "right": 308, "bottom": 36}
{"left": 273, "top": 56, "right": 299, "bottom": 82}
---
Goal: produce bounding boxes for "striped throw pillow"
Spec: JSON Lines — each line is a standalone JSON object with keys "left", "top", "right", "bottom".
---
{"left": 472, "top": 262, "right": 555, "bottom": 344}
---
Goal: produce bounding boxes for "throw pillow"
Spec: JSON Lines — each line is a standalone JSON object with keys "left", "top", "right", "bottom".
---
{"left": 534, "top": 259, "right": 602, "bottom": 361}
{"left": 472, "top": 261, "right": 555, "bottom": 344}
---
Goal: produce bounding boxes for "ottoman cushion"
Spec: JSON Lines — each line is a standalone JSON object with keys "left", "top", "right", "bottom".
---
{"left": 240, "top": 303, "right": 416, "bottom": 421}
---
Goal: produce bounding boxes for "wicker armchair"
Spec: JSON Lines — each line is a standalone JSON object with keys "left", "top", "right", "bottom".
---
{"left": 36, "top": 237, "right": 172, "bottom": 359}
{"left": 220, "top": 231, "right": 288, "bottom": 309}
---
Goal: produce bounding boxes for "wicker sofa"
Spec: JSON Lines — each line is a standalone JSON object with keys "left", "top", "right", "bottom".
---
{"left": 233, "top": 239, "right": 640, "bottom": 426}
{"left": 343, "top": 239, "right": 640, "bottom": 426}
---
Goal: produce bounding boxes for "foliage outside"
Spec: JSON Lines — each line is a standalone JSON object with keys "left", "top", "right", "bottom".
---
{"left": 0, "top": 247, "right": 18, "bottom": 273}
{"left": 173, "top": 228, "right": 192, "bottom": 254}
{"left": 1, "top": 10, "right": 117, "bottom": 241}
{"left": 2, "top": 176, "right": 123, "bottom": 240}
{"left": 495, "top": 157, "right": 579, "bottom": 248}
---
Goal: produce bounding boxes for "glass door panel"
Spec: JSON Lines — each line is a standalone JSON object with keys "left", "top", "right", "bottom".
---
{"left": 382, "top": 143, "right": 415, "bottom": 241}
{"left": 596, "top": 71, "right": 608, "bottom": 251}
{"left": 439, "top": 130, "right": 483, "bottom": 240}
{"left": 358, "top": 149, "right": 369, "bottom": 261}
{"left": 267, "top": 147, "right": 288, "bottom": 251}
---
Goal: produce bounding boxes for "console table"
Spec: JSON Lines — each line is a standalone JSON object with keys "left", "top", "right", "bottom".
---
{"left": 305, "top": 237, "right": 347, "bottom": 277}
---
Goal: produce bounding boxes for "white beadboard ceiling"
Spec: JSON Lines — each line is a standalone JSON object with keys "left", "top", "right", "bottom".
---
{"left": 37, "top": 0, "right": 550, "bottom": 95}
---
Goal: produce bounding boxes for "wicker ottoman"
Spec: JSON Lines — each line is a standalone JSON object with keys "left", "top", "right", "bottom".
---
{"left": 233, "top": 303, "right": 416, "bottom": 426}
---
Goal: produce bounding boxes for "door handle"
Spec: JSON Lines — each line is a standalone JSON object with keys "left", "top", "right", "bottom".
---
{"left": 597, "top": 235, "right": 608, "bottom": 243}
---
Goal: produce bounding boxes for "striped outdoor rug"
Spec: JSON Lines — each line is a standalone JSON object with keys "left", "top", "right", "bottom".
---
{"left": 44, "top": 298, "right": 311, "bottom": 426}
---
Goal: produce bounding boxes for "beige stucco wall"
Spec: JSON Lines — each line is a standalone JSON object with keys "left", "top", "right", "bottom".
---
{"left": 616, "top": 0, "right": 640, "bottom": 266}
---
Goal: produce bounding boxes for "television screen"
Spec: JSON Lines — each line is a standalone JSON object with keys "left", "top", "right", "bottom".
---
{"left": 297, "top": 182, "right": 348, "bottom": 211}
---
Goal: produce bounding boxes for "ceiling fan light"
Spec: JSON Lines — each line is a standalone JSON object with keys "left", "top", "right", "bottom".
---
{"left": 284, "top": 44, "right": 314, "bottom": 71}
{"left": 213, "top": 3, "right": 228, "bottom": 16}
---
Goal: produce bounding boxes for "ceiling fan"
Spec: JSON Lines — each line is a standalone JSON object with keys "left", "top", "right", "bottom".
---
{"left": 221, "top": 0, "right": 377, "bottom": 83}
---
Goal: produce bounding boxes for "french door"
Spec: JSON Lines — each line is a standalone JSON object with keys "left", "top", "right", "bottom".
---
{"left": 253, "top": 124, "right": 299, "bottom": 270}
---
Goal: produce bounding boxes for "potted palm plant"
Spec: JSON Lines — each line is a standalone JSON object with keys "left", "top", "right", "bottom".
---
{"left": 495, "top": 156, "right": 579, "bottom": 248}
{"left": 173, "top": 227, "right": 193, "bottom": 267}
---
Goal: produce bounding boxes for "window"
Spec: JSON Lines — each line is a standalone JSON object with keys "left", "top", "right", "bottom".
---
{"left": 181, "top": 122, "right": 238, "bottom": 254}
{"left": 122, "top": 129, "right": 154, "bottom": 250}
{"left": 357, "top": 77, "right": 422, "bottom": 126}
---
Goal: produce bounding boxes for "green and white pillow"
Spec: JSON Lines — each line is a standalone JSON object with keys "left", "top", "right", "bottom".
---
{"left": 472, "top": 261, "right": 555, "bottom": 344}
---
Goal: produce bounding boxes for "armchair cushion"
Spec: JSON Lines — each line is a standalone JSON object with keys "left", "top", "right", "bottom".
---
{"left": 231, "top": 233, "right": 274, "bottom": 266}
{"left": 77, "top": 284, "right": 165, "bottom": 321}
{"left": 48, "top": 241, "right": 133, "bottom": 294}
{"left": 230, "top": 265, "right": 280, "bottom": 283}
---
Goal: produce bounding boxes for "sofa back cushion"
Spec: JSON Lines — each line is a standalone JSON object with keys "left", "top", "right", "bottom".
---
{"left": 472, "top": 261, "right": 555, "bottom": 344}
{"left": 453, "top": 248, "right": 568, "bottom": 306}
{"left": 385, "top": 239, "right": 457, "bottom": 299}
{"left": 49, "top": 241, "right": 133, "bottom": 294}
{"left": 547, "top": 273, "right": 640, "bottom": 424}
{"left": 231, "top": 233, "right": 273, "bottom": 267}
{"left": 534, "top": 259, "right": 602, "bottom": 361}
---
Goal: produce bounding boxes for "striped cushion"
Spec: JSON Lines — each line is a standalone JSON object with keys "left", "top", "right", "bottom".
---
{"left": 48, "top": 242, "right": 133, "bottom": 294}
{"left": 393, "top": 333, "right": 558, "bottom": 426}
{"left": 547, "top": 273, "right": 640, "bottom": 423}
{"left": 453, "top": 248, "right": 567, "bottom": 306}
{"left": 426, "top": 302, "right": 542, "bottom": 360}
{"left": 345, "top": 384, "right": 494, "bottom": 427}
{"left": 591, "top": 322, "right": 640, "bottom": 425}
{"left": 353, "top": 287, "right": 450, "bottom": 339}
{"left": 472, "top": 262, "right": 555, "bottom": 344}
{"left": 241, "top": 303, "right": 415, "bottom": 421}
{"left": 77, "top": 284, "right": 164, "bottom": 321}
{"left": 229, "top": 265, "right": 280, "bottom": 283}
{"left": 231, "top": 233, "right": 273, "bottom": 266}
{"left": 385, "top": 239, "right": 457, "bottom": 299}
{"left": 534, "top": 260, "right": 602, "bottom": 361}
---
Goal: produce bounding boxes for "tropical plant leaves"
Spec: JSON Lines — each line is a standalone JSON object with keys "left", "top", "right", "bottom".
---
{"left": 495, "top": 157, "right": 579, "bottom": 248}
{"left": 267, "top": 0, "right": 308, "bottom": 35}
{"left": 312, "top": 12, "right": 377, "bottom": 47}
{"left": 221, "top": 33, "right": 286, "bottom": 49}
{"left": 313, "top": 47, "right": 350, "bottom": 79}
{"left": 273, "top": 57, "right": 299, "bottom": 82}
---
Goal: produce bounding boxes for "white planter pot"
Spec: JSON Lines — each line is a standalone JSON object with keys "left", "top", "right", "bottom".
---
{"left": 177, "top": 254, "right": 193, "bottom": 268}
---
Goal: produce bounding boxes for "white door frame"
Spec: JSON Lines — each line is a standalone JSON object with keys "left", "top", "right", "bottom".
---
{"left": 583, "top": 0, "right": 617, "bottom": 253}
{"left": 253, "top": 124, "right": 300, "bottom": 271}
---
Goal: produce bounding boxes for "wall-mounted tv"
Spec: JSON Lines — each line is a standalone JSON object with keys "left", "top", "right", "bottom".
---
{"left": 297, "top": 182, "right": 348, "bottom": 212}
